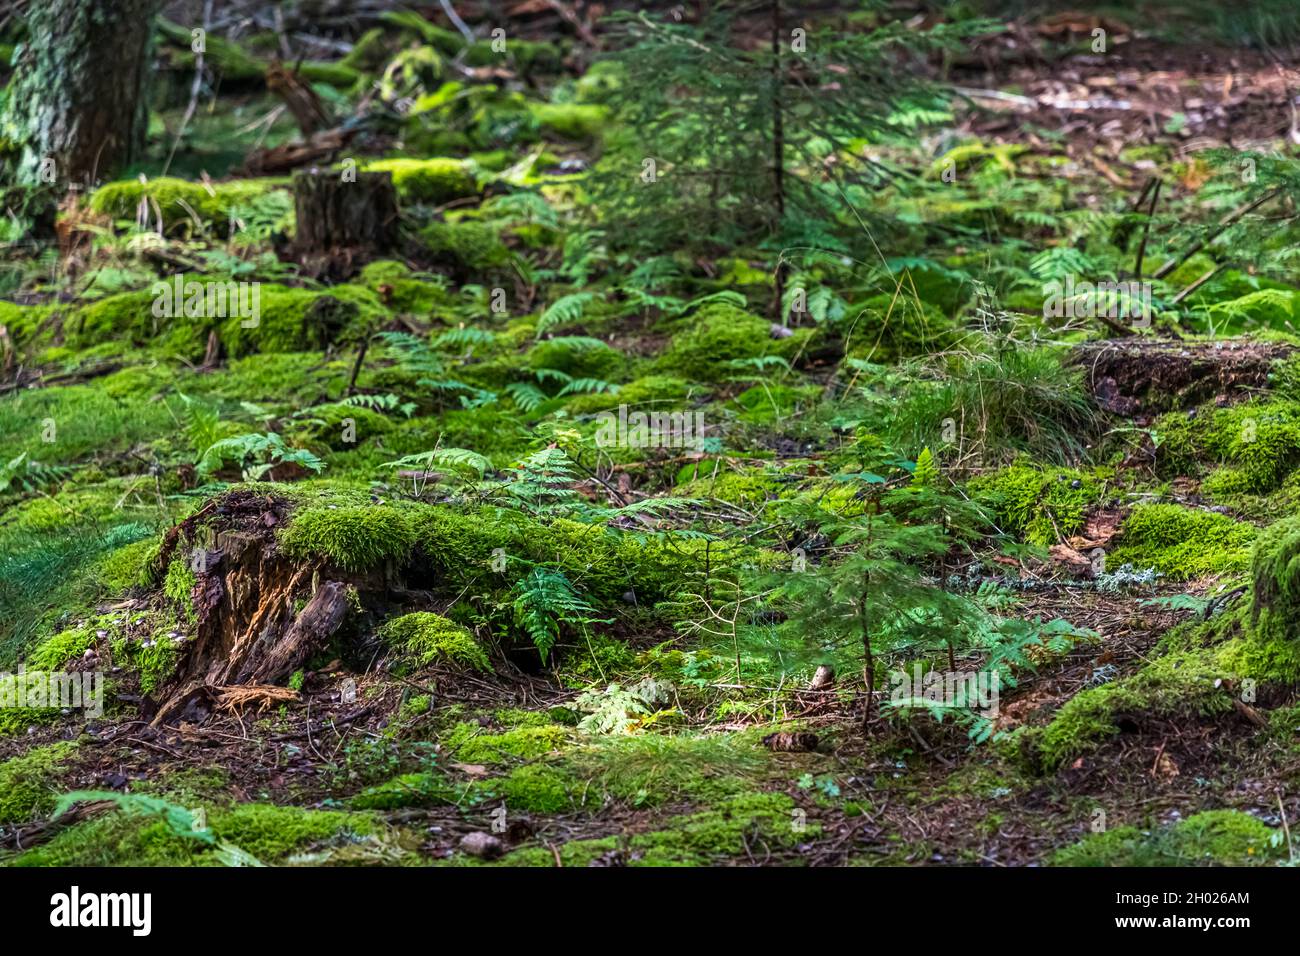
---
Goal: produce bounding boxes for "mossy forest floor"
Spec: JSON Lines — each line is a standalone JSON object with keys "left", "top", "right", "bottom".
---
{"left": 4, "top": 5, "right": 1300, "bottom": 868}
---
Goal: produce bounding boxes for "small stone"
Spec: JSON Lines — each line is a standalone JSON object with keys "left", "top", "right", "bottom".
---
{"left": 459, "top": 831, "right": 504, "bottom": 860}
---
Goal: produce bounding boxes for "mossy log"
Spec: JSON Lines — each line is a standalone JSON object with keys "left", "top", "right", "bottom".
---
{"left": 1072, "top": 338, "right": 1294, "bottom": 416}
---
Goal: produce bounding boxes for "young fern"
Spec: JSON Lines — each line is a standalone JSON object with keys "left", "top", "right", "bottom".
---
{"left": 510, "top": 567, "right": 604, "bottom": 664}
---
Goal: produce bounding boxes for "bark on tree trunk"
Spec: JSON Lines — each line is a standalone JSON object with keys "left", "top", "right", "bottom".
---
{"left": 3, "top": 0, "right": 160, "bottom": 189}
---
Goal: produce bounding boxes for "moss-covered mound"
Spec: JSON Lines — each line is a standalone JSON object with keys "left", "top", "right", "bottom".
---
{"left": 363, "top": 158, "right": 478, "bottom": 205}
{"left": 1053, "top": 810, "right": 1282, "bottom": 866}
{"left": 1107, "top": 503, "right": 1257, "bottom": 581}
{"left": 89, "top": 177, "right": 288, "bottom": 233}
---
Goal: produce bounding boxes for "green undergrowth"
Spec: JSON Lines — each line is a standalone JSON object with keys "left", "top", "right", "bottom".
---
{"left": 1107, "top": 503, "right": 1257, "bottom": 581}
{"left": 88, "top": 177, "right": 288, "bottom": 233}
{"left": 6, "top": 801, "right": 384, "bottom": 867}
{"left": 0, "top": 741, "right": 79, "bottom": 825}
{"left": 474, "top": 792, "right": 816, "bottom": 867}
{"left": 1026, "top": 512, "right": 1300, "bottom": 772}
{"left": 1053, "top": 810, "right": 1284, "bottom": 866}
{"left": 378, "top": 612, "right": 492, "bottom": 673}
{"left": 969, "top": 459, "right": 1107, "bottom": 545}
{"left": 1155, "top": 400, "right": 1300, "bottom": 496}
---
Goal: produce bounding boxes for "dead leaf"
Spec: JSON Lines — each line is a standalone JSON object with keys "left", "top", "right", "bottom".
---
{"left": 451, "top": 762, "right": 490, "bottom": 777}
{"left": 1153, "top": 751, "right": 1180, "bottom": 778}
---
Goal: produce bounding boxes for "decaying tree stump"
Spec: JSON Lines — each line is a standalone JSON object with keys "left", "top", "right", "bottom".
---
{"left": 152, "top": 500, "right": 353, "bottom": 726}
{"left": 292, "top": 169, "right": 399, "bottom": 276}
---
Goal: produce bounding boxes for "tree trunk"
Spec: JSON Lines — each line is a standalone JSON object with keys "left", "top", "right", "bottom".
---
{"left": 3, "top": 0, "right": 160, "bottom": 189}
{"left": 292, "top": 169, "right": 400, "bottom": 277}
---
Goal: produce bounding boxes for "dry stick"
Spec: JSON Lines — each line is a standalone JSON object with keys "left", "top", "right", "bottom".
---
{"left": 345, "top": 333, "right": 370, "bottom": 396}
{"left": 1133, "top": 178, "right": 1162, "bottom": 279}
{"left": 1171, "top": 263, "right": 1228, "bottom": 306}
{"left": 769, "top": 0, "right": 786, "bottom": 322}
{"left": 1152, "top": 188, "right": 1282, "bottom": 280}
{"left": 1091, "top": 308, "right": 1136, "bottom": 339}
{"left": 1130, "top": 175, "right": 1158, "bottom": 212}
{"left": 162, "top": 0, "right": 213, "bottom": 177}
{"left": 438, "top": 0, "right": 475, "bottom": 43}
{"left": 545, "top": 0, "right": 600, "bottom": 49}
{"left": 1277, "top": 791, "right": 1295, "bottom": 862}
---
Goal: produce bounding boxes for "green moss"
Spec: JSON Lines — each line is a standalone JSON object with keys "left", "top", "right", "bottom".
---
{"left": 88, "top": 177, "right": 286, "bottom": 233}
{"left": 0, "top": 706, "right": 61, "bottom": 738}
{"left": 62, "top": 290, "right": 157, "bottom": 350}
{"left": 134, "top": 766, "right": 231, "bottom": 806}
{"left": 350, "top": 772, "right": 458, "bottom": 810}
{"left": 220, "top": 288, "right": 359, "bottom": 358}
{"left": 732, "top": 383, "right": 822, "bottom": 425}
{"left": 26, "top": 628, "right": 93, "bottom": 670}
{"left": 491, "top": 792, "right": 815, "bottom": 867}
{"left": 279, "top": 504, "right": 417, "bottom": 572}
{"left": 57, "top": 285, "right": 357, "bottom": 359}
{"left": 163, "top": 556, "right": 196, "bottom": 608}
{"left": 112, "top": 631, "right": 180, "bottom": 697}
{"left": 1156, "top": 400, "right": 1300, "bottom": 495}
{"left": 573, "top": 733, "right": 767, "bottom": 806}
{"left": 358, "top": 260, "right": 452, "bottom": 314}
{"left": 1053, "top": 810, "right": 1281, "bottom": 866}
{"left": 1037, "top": 651, "right": 1229, "bottom": 772}
{"left": 464, "top": 38, "right": 562, "bottom": 74}
{"left": 296, "top": 403, "right": 393, "bottom": 449}
{"left": 676, "top": 466, "right": 781, "bottom": 509}
{"left": 364, "top": 158, "right": 477, "bottom": 205}
{"left": 378, "top": 612, "right": 491, "bottom": 672}
{"left": 449, "top": 722, "right": 569, "bottom": 765}
{"left": 499, "top": 763, "right": 574, "bottom": 813}
{"left": 158, "top": 19, "right": 357, "bottom": 89}
{"left": 421, "top": 220, "right": 510, "bottom": 271}
{"left": 410, "top": 505, "right": 727, "bottom": 608}
{"left": 8, "top": 812, "right": 195, "bottom": 867}
{"left": 565, "top": 375, "right": 696, "bottom": 415}
{"left": 94, "top": 538, "right": 156, "bottom": 594}
{"left": 1108, "top": 503, "right": 1256, "bottom": 581}
{"left": 844, "top": 294, "right": 959, "bottom": 361}
{"left": 659, "top": 303, "right": 779, "bottom": 382}
{"left": 968, "top": 459, "right": 1105, "bottom": 546}
{"left": 0, "top": 741, "right": 78, "bottom": 824}
{"left": 379, "top": 10, "right": 466, "bottom": 55}
{"left": 527, "top": 337, "right": 624, "bottom": 380}
{"left": 558, "top": 630, "right": 638, "bottom": 681}
{"left": 213, "top": 803, "right": 377, "bottom": 861}
{"left": 1210, "top": 514, "right": 1300, "bottom": 683}
{"left": 10, "top": 801, "right": 377, "bottom": 866}
{"left": 528, "top": 102, "right": 607, "bottom": 140}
